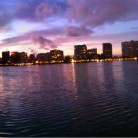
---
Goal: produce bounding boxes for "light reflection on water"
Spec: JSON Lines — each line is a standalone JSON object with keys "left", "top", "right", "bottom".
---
{"left": 0, "top": 61, "right": 138, "bottom": 137}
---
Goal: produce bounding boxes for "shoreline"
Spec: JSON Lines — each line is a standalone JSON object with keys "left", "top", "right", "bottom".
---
{"left": 0, "top": 59, "right": 137, "bottom": 67}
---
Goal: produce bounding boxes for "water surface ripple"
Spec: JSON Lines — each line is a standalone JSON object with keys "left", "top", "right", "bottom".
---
{"left": 0, "top": 61, "right": 138, "bottom": 136}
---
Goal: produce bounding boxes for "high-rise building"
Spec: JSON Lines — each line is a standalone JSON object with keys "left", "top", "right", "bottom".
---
{"left": 87, "top": 48, "right": 97, "bottom": 59}
{"left": 2, "top": 51, "right": 10, "bottom": 63}
{"left": 122, "top": 40, "right": 138, "bottom": 58}
{"left": 50, "top": 50, "right": 64, "bottom": 62}
{"left": 74, "top": 44, "right": 87, "bottom": 60}
{"left": 103, "top": 43, "right": 112, "bottom": 58}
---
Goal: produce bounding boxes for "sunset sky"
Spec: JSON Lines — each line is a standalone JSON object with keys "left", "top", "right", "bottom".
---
{"left": 0, "top": 0, "right": 138, "bottom": 57}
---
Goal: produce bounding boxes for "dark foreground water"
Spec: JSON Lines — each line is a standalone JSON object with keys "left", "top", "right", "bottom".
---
{"left": 0, "top": 61, "right": 138, "bottom": 137}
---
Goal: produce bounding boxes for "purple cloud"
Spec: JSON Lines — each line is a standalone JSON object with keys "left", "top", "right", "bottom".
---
{"left": 0, "top": 33, "right": 57, "bottom": 50}
{"left": 15, "top": 2, "right": 34, "bottom": 20}
{"left": 15, "top": 0, "right": 68, "bottom": 21}
{"left": 66, "top": 26, "right": 93, "bottom": 37}
{"left": 67, "top": 0, "right": 138, "bottom": 27}
{"left": 34, "top": 2, "right": 64, "bottom": 19}
{"left": 28, "top": 27, "right": 65, "bottom": 37}
{"left": 0, "top": 35, "right": 29, "bottom": 46}
{"left": 31, "top": 35, "right": 57, "bottom": 50}
{"left": 1, "top": 0, "right": 138, "bottom": 28}
{"left": 0, "top": 4, "right": 14, "bottom": 30}
{"left": 1, "top": 0, "right": 138, "bottom": 30}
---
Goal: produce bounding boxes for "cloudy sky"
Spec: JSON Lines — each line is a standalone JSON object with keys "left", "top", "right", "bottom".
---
{"left": 0, "top": 0, "right": 138, "bottom": 56}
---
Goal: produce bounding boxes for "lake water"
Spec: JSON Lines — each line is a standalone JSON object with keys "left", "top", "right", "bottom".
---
{"left": 0, "top": 61, "right": 138, "bottom": 137}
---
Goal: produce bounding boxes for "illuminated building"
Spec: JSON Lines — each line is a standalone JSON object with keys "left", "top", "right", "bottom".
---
{"left": 122, "top": 40, "right": 138, "bottom": 58}
{"left": 50, "top": 50, "right": 64, "bottom": 62}
{"left": 74, "top": 44, "right": 88, "bottom": 60}
{"left": 103, "top": 43, "right": 112, "bottom": 58}
{"left": 2, "top": 51, "right": 10, "bottom": 63}
{"left": 87, "top": 48, "right": 98, "bottom": 60}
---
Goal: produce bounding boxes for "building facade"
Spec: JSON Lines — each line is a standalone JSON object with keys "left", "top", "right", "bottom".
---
{"left": 10, "top": 52, "right": 21, "bottom": 63}
{"left": 74, "top": 44, "right": 87, "bottom": 60}
{"left": 87, "top": 48, "right": 98, "bottom": 60}
{"left": 103, "top": 43, "right": 112, "bottom": 58}
{"left": 2, "top": 51, "right": 10, "bottom": 63}
{"left": 10, "top": 52, "right": 28, "bottom": 63}
{"left": 122, "top": 40, "right": 138, "bottom": 58}
{"left": 37, "top": 53, "right": 51, "bottom": 63}
{"left": 50, "top": 50, "right": 64, "bottom": 62}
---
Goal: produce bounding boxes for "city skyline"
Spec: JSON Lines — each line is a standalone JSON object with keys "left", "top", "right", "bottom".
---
{"left": 1, "top": 40, "right": 137, "bottom": 58}
{"left": 1, "top": 40, "right": 138, "bottom": 64}
{"left": 0, "top": 0, "right": 138, "bottom": 57}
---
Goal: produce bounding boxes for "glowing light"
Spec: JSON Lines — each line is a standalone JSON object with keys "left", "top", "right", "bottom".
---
{"left": 71, "top": 59, "right": 75, "bottom": 63}
{"left": 35, "top": 61, "right": 39, "bottom": 64}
